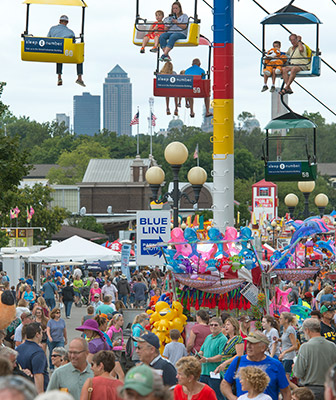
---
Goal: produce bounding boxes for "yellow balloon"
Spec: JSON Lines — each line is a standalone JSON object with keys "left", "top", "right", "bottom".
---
{"left": 149, "top": 312, "right": 160, "bottom": 323}
{"left": 155, "top": 301, "right": 170, "bottom": 313}
{"left": 172, "top": 301, "right": 184, "bottom": 316}
{"left": 171, "top": 317, "right": 184, "bottom": 332}
{"left": 160, "top": 308, "right": 175, "bottom": 321}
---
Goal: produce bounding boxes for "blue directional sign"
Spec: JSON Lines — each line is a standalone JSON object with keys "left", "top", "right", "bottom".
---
{"left": 136, "top": 211, "right": 171, "bottom": 266}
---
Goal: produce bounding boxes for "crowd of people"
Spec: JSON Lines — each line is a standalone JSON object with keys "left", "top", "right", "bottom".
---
{"left": 0, "top": 265, "right": 336, "bottom": 400}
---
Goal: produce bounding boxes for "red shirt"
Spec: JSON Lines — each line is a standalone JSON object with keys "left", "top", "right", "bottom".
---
{"left": 191, "top": 324, "right": 211, "bottom": 352}
{"left": 90, "top": 376, "right": 123, "bottom": 400}
{"left": 174, "top": 384, "right": 217, "bottom": 400}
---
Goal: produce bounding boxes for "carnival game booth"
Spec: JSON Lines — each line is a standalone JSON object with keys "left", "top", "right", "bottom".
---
{"left": 159, "top": 226, "right": 264, "bottom": 315}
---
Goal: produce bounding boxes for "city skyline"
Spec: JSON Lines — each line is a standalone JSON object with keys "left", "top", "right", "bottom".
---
{"left": 73, "top": 92, "right": 101, "bottom": 136}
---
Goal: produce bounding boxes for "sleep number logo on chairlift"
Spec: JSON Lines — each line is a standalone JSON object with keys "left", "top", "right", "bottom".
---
{"left": 157, "top": 74, "right": 193, "bottom": 89}
{"left": 24, "top": 37, "right": 64, "bottom": 54}
{"left": 267, "top": 161, "right": 302, "bottom": 174}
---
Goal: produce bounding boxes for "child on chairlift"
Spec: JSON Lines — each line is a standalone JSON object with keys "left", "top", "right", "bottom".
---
{"left": 140, "top": 10, "right": 165, "bottom": 54}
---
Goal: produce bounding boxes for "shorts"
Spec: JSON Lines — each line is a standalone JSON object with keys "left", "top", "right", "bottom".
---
{"left": 282, "top": 359, "right": 293, "bottom": 373}
{"left": 145, "top": 32, "right": 161, "bottom": 40}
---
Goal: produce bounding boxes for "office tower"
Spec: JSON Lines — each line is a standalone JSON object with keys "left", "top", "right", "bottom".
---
{"left": 73, "top": 92, "right": 100, "bottom": 136}
{"left": 103, "top": 65, "right": 132, "bottom": 136}
{"left": 56, "top": 113, "right": 70, "bottom": 130}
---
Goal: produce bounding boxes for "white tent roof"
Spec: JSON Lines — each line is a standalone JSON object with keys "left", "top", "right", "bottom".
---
{"left": 28, "top": 235, "right": 120, "bottom": 263}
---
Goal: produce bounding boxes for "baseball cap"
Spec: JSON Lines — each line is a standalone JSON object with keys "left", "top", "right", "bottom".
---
{"left": 121, "top": 364, "right": 163, "bottom": 396}
{"left": 320, "top": 304, "right": 336, "bottom": 314}
{"left": 133, "top": 332, "right": 160, "bottom": 350}
{"left": 60, "top": 15, "right": 69, "bottom": 22}
{"left": 304, "top": 292, "right": 313, "bottom": 298}
{"left": 19, "top": 278, "right": 25, "bottom": 281}
{"left": 244, "top": 331, "right": 270, "bottom": 345}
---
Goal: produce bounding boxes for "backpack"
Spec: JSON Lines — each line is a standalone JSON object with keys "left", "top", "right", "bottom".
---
{"left": 125, "top": 336, "right": 134, "bottom": 359}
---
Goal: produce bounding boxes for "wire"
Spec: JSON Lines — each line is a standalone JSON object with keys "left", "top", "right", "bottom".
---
{"left": 203, "top": 0, "right": 336, "bottom": 116}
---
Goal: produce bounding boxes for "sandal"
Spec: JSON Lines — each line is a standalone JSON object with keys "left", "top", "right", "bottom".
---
{"left": 279, "top": 88, "right": 293, "bottom": 95}
{"left": 166, "top": 109, "right": 171, "bottom": 115}
{"left": 205, "top": 113, "right": 213, "bottom": 118}
{"left": 174, "top": 110, "right": 178, "bottom": 116}
{"left": 57, "top": 78, "right": 63, "bottom": 86}
{"left": 190, "top": 112, "right": 195, "bottom": 118}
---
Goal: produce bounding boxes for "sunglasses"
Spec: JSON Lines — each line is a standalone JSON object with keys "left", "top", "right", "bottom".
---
{"left": 210, "top": 324, "right": 219, "bottom": 327}
{"left": 51, "top": 354, "right": 62, "bottom": 358}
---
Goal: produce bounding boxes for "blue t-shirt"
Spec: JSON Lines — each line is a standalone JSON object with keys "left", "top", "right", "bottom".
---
{"left": 185, "top": 64, "right": 206, "bottom": 79}
{"left": 224, "top": 355, "right": 289, "bottom": 400}
{"left": 17, "top": 340, "right": 49, "bottom": 390}
{"left": 42, "top": 281, "right": 57, "bottom": 299}
{"left": 47, "top": 24, "right": 75, "bottom": 39}
{"left": 133, "top": 282, "right": 147, "bottom": 301}
{"left": 47, "top": 318, "right": 66, "bottom": 342}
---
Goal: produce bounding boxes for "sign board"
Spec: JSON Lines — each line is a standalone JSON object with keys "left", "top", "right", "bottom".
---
{"left": 265, "top": 161, "right": 317, "bottom": 182}
{"left": 120, "top": 244, "right": 132, "bottom": 281}
{"left": 136, "top": 211, "right": 171, "bottom": 266}
{"left": 240, "top": 282, "right": 259, "bottom": 305}
{"left": 24, "top": 37, "right": 64, "bottom": 54}
{"left": 156, "top": 74, "right": 193, "bottom": 89}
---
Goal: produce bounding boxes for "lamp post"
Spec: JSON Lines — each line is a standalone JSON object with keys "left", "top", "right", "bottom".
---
{"left": 284, "top": 183, "right": 329, "bottom": 220}
{"left": 315, "top": 193, "right": 329, "bottom": 218}
{"left": 145, "top": 141, "right": 207, "bottom": 228}
{"left": 284, "top": 194, "right": 299, "bottom": 219}
{"left": 298, "top": 181, "right": 315, "bottom": 219}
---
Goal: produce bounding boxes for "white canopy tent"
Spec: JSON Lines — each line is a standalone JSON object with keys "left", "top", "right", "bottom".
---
{"left": 28, "top": 235, "right": 120, "bottom": 263}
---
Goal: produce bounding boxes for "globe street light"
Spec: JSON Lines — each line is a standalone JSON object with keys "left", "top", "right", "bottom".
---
{"left": 315, "top": 193, "right": 329, "bottom": 218}
{"left": 298, "top": 181, "right": 315, "bottom": 219}
{"left": 284, "top": 194, "right": 299, "bottom": 219}
{"left": 146, "top": 142, "right": 207, "bottom": 227}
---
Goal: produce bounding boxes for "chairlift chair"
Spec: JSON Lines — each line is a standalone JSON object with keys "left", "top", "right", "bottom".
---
{"left": 260, "top": 3, "right": 322, "bottom": 78}
{"left": 21, "top": 0, "right": 87, "bottom": 64}
{"left": 153, "top": 36, "right": 211, "bottom": 99}
{"left": 262, "top": 111, "right": 317, "bottom": 182}
{"left": 133, "top": 0, "right": 201, "bottom": 47}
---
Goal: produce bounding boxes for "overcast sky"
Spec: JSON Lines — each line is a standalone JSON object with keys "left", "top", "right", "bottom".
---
{"left": 1, "top": 0, "right": 335, "bottom": 142}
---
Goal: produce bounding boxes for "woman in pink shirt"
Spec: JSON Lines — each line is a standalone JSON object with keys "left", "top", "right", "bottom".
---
{"left": 90, "top": 282, "right": 102, "bottom": 303}
{"left": 187, "top": 310, "right": 211, "bottom": 354}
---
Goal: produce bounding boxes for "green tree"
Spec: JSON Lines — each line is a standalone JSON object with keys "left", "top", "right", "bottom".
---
{"left": 68, "top": 216, "right": 105, "bottom": 234}
{"left": 47, "top": 140, "right": 110, "bottom": 184}
{"left": 2, "top": 184, "right": 68, "bottom": 244}
{"left": 234, "top": 148, "right": 264, "bottom": 180}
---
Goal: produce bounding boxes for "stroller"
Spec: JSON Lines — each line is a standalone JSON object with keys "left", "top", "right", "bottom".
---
{"left": 75, "top": 285, "right": 90, "bottom": 307}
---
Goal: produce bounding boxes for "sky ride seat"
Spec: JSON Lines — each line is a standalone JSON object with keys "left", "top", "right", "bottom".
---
{"left": 133, "top": 18, "right": 200, "bottom": 47}
{"left": 21, "top": 0, "right": 87, "bottom": 64}
{"left": 260, "top": 4, "right": 321, "bottom": 78}
{"left": 262, "top": 112, "right": 317, "bottom": 182}
{"left": 154, "top": 74, "right": 210, "bottom": 98}
{"left": 153, "top": 36, "right": 211, "bottom": 99}
{"left": 21, "top": 36, "right": 84, "bottom": 63}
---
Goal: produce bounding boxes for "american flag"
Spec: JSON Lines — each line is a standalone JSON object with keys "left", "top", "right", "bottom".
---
{"left": 151, "top": 112, "right": 157, "bottom": 127}
{"left": 130, "top": 112, "right": 139, "bottom": 126}
{"left": 193, "top": 144, "right": 199, "bottom": 159}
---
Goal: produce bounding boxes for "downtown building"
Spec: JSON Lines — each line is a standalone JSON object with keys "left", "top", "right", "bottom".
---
{"left": 103, "top": 65, "right": 132, "bottom": 136}
{"left": 73, "top": 92, "right": 100, "bottom": 136}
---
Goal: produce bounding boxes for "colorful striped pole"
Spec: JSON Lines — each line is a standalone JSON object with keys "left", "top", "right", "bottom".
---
{"left": 212, "top": 0, "right": 234, "bottom": 230}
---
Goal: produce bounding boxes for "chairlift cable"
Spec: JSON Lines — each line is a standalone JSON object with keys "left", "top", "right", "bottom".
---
{"left": 201, "top": 0, "right": 213, "bottom": 10}
{"left": 204, "top": 0, "right": 336, "bottom": 117}
{"left": 293, "top": 81, "right": 336, "bottom": 117}
{"left": 251, "top": 0, "right": 336, "bottom": 74}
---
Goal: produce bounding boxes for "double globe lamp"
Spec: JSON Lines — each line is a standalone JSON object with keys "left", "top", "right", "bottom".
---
{"left": 145, "top": 142, "right": 207, "bottom": 228}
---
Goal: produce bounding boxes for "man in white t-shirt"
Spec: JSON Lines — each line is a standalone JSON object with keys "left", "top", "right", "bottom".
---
{"left": 101, "top": 279, "right": 118, "bottom": 303}
{"left": 280, "top": 34, "right": 309, "bottom": 95}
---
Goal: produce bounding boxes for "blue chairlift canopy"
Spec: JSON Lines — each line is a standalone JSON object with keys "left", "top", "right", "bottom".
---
{"left": 261, "top": 5, "right": 321, "bottom": 25}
